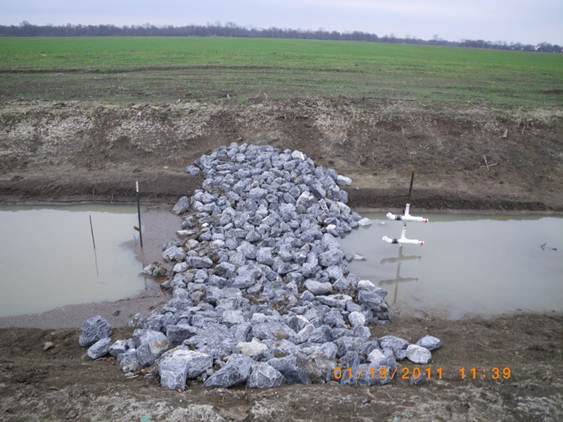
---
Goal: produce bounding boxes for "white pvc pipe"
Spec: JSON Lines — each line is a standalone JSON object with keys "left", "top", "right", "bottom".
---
{"left": 386, "top": 203, "right": 429, "bottom": 223}
{"left": 382, "top": 225, "right": 425, "bottom": 246}
{"left": 382, "top": 236, "right": 424, "bottom": 246}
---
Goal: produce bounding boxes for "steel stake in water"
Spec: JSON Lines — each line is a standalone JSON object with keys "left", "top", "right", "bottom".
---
{"left": 89, "top": 214, "right": 96, "bottom": 250}
{"left": 136, "top": 180, "right": 143, "bottom": 248}
{"left": 89, "top": 214, "right": 100, "bottom": 278}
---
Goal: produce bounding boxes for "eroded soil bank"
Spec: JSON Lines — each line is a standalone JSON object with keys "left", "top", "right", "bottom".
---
{"left": 1, "top": 98, "right": 562, "bottom": 210}
{"left": 0, "top": 313, "right": 561, "bottom": 421}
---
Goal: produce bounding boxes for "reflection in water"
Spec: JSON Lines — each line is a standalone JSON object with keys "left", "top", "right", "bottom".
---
{"left": 0, "top": 205, "right": 148, "bottom": 317}
{"left": 379, "top": 246, "right": 420, "bottom": 305}
{"left": 89, "top": 214, "right": 100, "bottom": 279}
{"left": 341, "top": 213, "right": 563, "bottom": 318}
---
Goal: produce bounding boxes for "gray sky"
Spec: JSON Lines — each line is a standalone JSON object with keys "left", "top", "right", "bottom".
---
{"left": 2, "top": 0, "right": 562, "bottom": 44}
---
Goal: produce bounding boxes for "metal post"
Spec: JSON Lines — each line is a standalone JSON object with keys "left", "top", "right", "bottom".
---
{"left": 89, "top": 214, "right": 99, "bottom": 277}
{"left": 407, "top": 171, "right": 415, "bottom": 202}
{"left": 89, "top": 214, "right": 96, "bottom": 250}
{"left": 136, "top": 180, "right": 143, "bottom": 248}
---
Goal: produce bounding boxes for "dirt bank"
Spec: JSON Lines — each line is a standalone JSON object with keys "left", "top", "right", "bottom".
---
{"left": 0, "top": 313, "right": 561, "bottom": 421}
{"left": 1, "top": 99, "right": 562, "bottom": 210}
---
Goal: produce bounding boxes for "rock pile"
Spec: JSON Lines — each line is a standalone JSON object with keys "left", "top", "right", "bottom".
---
{"left": 79, "top": 143, "right": 442, "bottom": 389}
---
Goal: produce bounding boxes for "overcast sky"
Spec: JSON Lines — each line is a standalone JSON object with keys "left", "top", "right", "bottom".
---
{"left": 2, "top": 0, "right": 562, "bottom": 44}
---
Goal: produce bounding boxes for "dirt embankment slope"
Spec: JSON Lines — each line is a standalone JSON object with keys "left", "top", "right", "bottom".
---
{"left": 0, "top": 314, "right": 562, "bottom": 421}
{"left": 1, "top": 98, "right": 562, "bottom": 210}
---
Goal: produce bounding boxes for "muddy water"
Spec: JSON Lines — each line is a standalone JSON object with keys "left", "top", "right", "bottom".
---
{"left": 0, "top": 205, "right": 152, "bottom": 317}
{"left": 341, "top": 212, "right": 563, "bottom": 319}
{"left": 2, "top": 204, "right": 562, "bottom": 321}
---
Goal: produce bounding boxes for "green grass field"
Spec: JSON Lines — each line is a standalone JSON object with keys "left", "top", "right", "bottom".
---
{"left": 1, "top": 37, "right": 562, "bottom": 107}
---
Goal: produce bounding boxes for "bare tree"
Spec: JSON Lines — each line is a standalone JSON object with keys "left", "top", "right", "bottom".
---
{"left": 0, "top": 22, "right": 559, "bottom": 53}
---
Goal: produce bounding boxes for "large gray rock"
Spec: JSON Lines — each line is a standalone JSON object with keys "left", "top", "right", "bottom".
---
{"left": 166, "top": 324, "right": 198, "bottom": 347}
{"left": 321, "top": 233, "right": 340, "bottom": 250}
{"left": 367, "top": 348, "right": 386, "bottom": 364}
{"left": 185, "top": 164, "right": 200, "bottom": 176}
{"left": 318, "top": 249, "right": 343, "bottom": 267}
{"left": 291, "top": 324, "right": 315, "bottom": 344}
{"left": 173, "top": 262, "right": 189, "bottom": 273}
{"left": 109, "top": 339, "right": 129, "bottom": 358}
{"left": 357, "top": 279, "right": 376, "bottom": 290}
{"left": 335, "top": 336, "right": 364, "bottom": 357}
{"left": 291, "top": 150, "right": 306, "bottom": 160}
{"left": 237, "top": 338, "right": 268, "bottom": 359}
{"left": 309, "top": 325, "right": 333, "bottom": 343}
{"left": 172, "top": 196, "right": 190, "bottom": 215}
{"left": 79, "top": 315, "right": 112, "bottom": 347}
{"left": 296, "top": 192, "right": 316, "bottom": 213}
{"left": 304, "top": 356, "right": 337, "bottom": 384}
{"left": 268, "top": 355, "right": 310, "bottom": 384}
{"left": 287, "top": 315, "right": 310, "bottom": 332}
{"left": 247, "top": 363, "right": 285, "bottom": 388}
{"left": 416, "top": 335, "right": 442, "bottom": 351}
{"left": 222, "top": 310, "right": 245, "bottom": 325}
{"left": 256, "top": 247, "right": 274, "bottom": 265}
{"left": 379, "top": 336, "right": 409, "bottom": 355}
{"left": 317, "top": 294, "right": 352, "bottom": 308}
{"left": 119, "top": 349, "right": 140, "bottom": 373}
{"left": 357, "top": 288, "right": 387, "bottom": 308}
{"left": 186, "top": 255, "right": 213, "bottom": 269}
{"left": 252, "top": 321, "right": 295, "bottom": 340}
{"left": 316, "top": 342, "right": 338, "bottom": 360}
{"left": 204, "top": 354, "right": 254, "bottom": 388}
{"left": 162, "top": 246, "right": 186, "bottom": 262}
{"left": 406, "top": 344, "right": 432, "bottom": 364}
{"left": 348, "top": 311, "right": 366, "bottom": 328}
{"left": 249, "top": 187, "right": 268, "bottom": 200}
{"left": 159, "top": 347, "right": 213, "bottom": 390}
{"left": 87, "top": 337, "right": 111, "bottom": 359}
{"left": 133, "top": 329, "right": 170, "bottom": 367}
{"left": 326, "top": 265, "right": 343, "bottom": 280}
{"left": 214, "top": 261, "right": 236, "bottom": 278}
{"left": 336, "top": 175, "right": 352, "bottom": 186}
{"left": 305, "top": 279, "right": 333, "bottom": 295}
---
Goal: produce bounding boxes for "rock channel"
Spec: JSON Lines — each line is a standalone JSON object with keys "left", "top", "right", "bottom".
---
{"left": 79, "top": 143, "right": 441, "bottom": 389}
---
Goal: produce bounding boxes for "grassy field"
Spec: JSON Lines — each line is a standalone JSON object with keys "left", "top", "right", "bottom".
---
{"left": 0, "top": 36, "right": 562, "bottom": 107}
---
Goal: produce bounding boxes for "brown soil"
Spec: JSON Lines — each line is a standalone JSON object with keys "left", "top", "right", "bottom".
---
{"left": 0, "top": 314, "right": 561, "bottom": 421}
{"left": 1, "top": 98, "right": 562, "bottom": 210}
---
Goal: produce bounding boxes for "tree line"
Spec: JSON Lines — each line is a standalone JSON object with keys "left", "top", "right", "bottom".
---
{"left": 1, "top": 22, "right": 562, "bottom": 53}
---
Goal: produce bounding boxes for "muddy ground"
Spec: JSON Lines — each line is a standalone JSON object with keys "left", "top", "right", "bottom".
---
{"left": 0, "top": 98, "right": 562, "bottom": 210}
{"left": 0, "top": 314, "right": 561, "bottom": 421}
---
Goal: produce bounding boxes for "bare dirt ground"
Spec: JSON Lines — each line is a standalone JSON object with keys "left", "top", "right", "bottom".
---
{"left": 1, "top": 98, "right": 562, "bottom": 210}
{"left": 0, "top": 314, "right": 561, "bottom": 421}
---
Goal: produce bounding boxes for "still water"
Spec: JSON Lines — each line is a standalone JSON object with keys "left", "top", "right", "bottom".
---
{"left": 0, "top": 205, "right": 146, "bottom": 317}
{"left": 1, "top": 205, "right": 561, "bottom": 320}
{"left": 341, "top": 213, "right": 563, "bottom": 319}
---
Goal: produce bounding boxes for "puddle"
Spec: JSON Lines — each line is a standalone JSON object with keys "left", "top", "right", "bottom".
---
{"left": 341, "top": 212, "right": 563, "bottom": 319}
{"left": 0, "top": 204, "right": 161, "bottom": 317}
